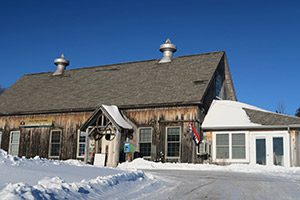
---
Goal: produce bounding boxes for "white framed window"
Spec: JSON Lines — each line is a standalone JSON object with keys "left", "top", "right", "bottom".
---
{"left": 77, "top": 130, "right": 87, "bottom": 158}
{"left": 166, "top": 126, "right": 181, "bottom": 158}
{"left": 216, "top": 134, "right": 229, "bottom": 159}
{"left": 232, "top": 133, "right": 246, "bottom": 159}
{"left": 138, "top": 128, "right": 152, "bottom": 157}
{"left": 49, "top": 130, "right": 62, "bottom": 158}
{"left": 214, "top": 132, "right": 247, "bottom": 161}
{"left": 9, "top": 131, "right": 20, "bottom": 156}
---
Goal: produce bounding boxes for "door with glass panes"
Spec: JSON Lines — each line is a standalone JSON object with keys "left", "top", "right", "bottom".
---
{"left": 255, "top": 136, "right": 284, "bottom": 166}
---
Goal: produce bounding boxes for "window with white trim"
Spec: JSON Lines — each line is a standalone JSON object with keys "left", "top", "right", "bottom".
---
{"left": 216, "top": 133, "right": 246, "bottom": 160}
{"left": 216, "top": 134, "right": 229, "bottom": 159}
{"left": 139, "top": 128, "right": 152, "bottom": 157}
{"left": 49, "top": 130, "right": 61, "bottom": 157}
{"left": 232, "top": 133, "right": 246, "bottom": 159}
{"left": 9, "top": 131, "right": 20, "bottom": 156}
{"left": 77, "top": 131, "right": 87, "bottom": 158}
{"left": 166, "top": 127, "right": 180, "bottom": 157}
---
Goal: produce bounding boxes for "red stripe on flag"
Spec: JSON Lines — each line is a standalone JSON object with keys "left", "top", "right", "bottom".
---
{"left": 190, "top": 123, "right": 201, "bottom": 144}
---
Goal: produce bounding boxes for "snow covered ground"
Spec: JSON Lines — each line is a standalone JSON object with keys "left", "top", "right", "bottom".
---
{"left": 1, "top": 151, "right": 300, "bottom": 200}
{"left": 0, "top": 150, "right": 166, "bottom": 200}
{"left": 119, "top": 158, "right": 300, "bottom": 179}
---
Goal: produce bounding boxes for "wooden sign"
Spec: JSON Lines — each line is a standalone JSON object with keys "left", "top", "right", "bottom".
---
{"left": 94, "top": 153, "right": 106, "bottom": 167}
{"left": 20, "top": 118, "right": 53, "bottom": 127}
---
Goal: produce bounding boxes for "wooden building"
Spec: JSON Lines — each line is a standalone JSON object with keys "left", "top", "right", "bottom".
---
{"left": 0, "top": 40, "right": 236, "bottom": 166}
{"left": 202, "top": 100, "right": 300, "bottom": 167}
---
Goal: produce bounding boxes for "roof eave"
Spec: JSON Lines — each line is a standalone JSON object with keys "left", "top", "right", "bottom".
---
{"left": 0, "top": 101, "right": 203, "bottom": 116}
{"left": 202, "top": 124, "right": 300, "bottom": 131}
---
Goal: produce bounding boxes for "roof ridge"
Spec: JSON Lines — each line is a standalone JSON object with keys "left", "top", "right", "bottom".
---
{"left": 23, "top": 51, "right": 225, "bottom": 76}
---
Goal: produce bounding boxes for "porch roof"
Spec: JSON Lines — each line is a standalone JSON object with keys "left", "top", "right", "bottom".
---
{"left": 81, "top": 104, "right": 133, "bottom": 131}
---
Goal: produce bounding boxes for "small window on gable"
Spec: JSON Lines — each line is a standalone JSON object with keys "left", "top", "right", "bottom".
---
{"left": 49, "top": 130, "right": 62, "bottom": 158}
{"left": 77, "top": 131, "right": 87, "bottom": 158}
{"left": 9, "top": 131, "right": 20, "bottom": 156}
{"left": 139, "top": 128, "right": 152, "bottom": 157}
{"left": 0, "top": 131, "right": 2, "bottom": 149}
{"left": 215, "top": 73, "right": 222, "bottom": 98}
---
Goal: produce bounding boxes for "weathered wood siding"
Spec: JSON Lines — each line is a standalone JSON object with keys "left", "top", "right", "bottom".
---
{"left": 0, "top": 112, "right": 91, "bottom": 160}
{"left": 123, "top": 106, "right": 202, "bottom": 163}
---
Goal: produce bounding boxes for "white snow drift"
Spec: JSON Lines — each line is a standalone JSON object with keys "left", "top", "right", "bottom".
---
{"left": 0, "top": 150, "right": 161, "bottom": 200}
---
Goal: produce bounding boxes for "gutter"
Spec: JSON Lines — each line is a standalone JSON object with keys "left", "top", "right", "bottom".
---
{"left": 202, "top": 124, "right": 300, "bottom": 131}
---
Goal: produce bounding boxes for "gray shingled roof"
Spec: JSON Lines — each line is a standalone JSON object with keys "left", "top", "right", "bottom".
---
{"left": 244, "top": 108, "right": 300, "bottom": 126}
{"left": 0, "top": 52, "right": 224, "bottom": 115}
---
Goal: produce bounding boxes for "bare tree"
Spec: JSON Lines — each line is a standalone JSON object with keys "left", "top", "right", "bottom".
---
{"left": 276, "top": 102, "right": 286, "bottom": 114}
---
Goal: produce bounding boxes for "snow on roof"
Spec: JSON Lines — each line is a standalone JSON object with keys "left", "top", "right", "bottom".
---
{"left": 102, "top": 105, "right": 133, "bottom": 129}
{"left": 202, "top": 100, "right": 265, "bottom": 129}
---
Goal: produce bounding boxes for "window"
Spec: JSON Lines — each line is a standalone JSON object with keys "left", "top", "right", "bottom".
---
{"left": 216, "top": 134, "right": 229, "bottom": 159}
{"left": 9, "top": 131, "right": 20, "bottom": 156}
{"left": 166, "top": 127, "right": 180, "bottom": 157}
{"left": 273, "top": 137, "right": 284, "bottom": 166}
{"left": 215, "top": 73, "right": 223, "bottom": 97}
{"left": 232, "top": 133, "right": 245, "bottom": 159}
{"left": 49, "top": 130, "right": 61, "bottom": 157}
{"left": 139, "top": 128, "right": 152, "bottom": 157}
{"left": 77, "top": 131, "right": 87, "bottom": 158}
{"left": 0, "top": 131, "right": 2, "bottom": 148}
{"left": 215, "top": 133, "right": 246, "bottom": 160}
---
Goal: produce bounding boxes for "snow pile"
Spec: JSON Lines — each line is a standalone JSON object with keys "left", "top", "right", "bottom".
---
{"left": 0, "top": 149, "right": 87, "bottom": 167}
{"left": 0, "top": 171, "right": 145, "bottom": 200}
{"left": 119, "top": 158, "right": 300, "bottom": 178}
{"left": 0, "top": 149, "right": 159, "bottom": 200}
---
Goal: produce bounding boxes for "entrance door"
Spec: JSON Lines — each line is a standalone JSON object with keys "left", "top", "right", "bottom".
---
{"left": 273, "top": 137, "right": 284, "bottom": 166}
{"left": 256, "top": 138, "right": 266, "bottom": 165}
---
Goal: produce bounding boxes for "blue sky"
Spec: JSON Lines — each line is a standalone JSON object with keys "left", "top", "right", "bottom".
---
{"left": 0, "top": 0, "right": 299, "bottom": 115}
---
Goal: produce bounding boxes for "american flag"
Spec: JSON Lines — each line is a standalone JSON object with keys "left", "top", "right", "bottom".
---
{"left": 189, "top": 123, "right": 201, "bottom": 145}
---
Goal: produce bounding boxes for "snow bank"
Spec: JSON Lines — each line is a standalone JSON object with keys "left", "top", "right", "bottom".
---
{"left": 0, "top": 149, "right": 153, "bottom": 200}
{"left": 119, "top": 158, "right": 300, "bottom": 178}
{"left": 0, "top": 171, "right": 145, "bottom": 200}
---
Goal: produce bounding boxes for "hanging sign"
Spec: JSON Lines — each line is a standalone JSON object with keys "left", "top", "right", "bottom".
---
{"left": 124, "top": 143, "right": 135, "bottom": 153}
{"left": 20, "top": 118, "right": 53, "bottom": 127}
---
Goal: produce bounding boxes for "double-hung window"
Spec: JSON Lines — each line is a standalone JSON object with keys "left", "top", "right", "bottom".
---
{"left": 9, "top": 131, "right": 20, "bottom": 156}
{"left": 215, "top": 133, "right": 246, "bottom": 160}
{"left": 232, "top": 133, "right": 246, "bottom": 159}
{"left": 216, "top": 134, "right": 229, "bottom": 159}
{"left": 139, "top": 128, "right": 152, "bottom": 157}
{"left": 49, "top": 130, "right": 61, "bottom": 158}
{"left": 77, "top": 131, "right": 87, "bottom": 158}
{"left": 166, "top": 127, "right": 181, "bottom": 158}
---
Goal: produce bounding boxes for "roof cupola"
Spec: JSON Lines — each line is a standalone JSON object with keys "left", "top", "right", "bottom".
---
{"left": 159, "top": 38, "right": 177, "bottom": 63}
{"left": 53, "top": 54, "right": 69, "bottom": 76}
